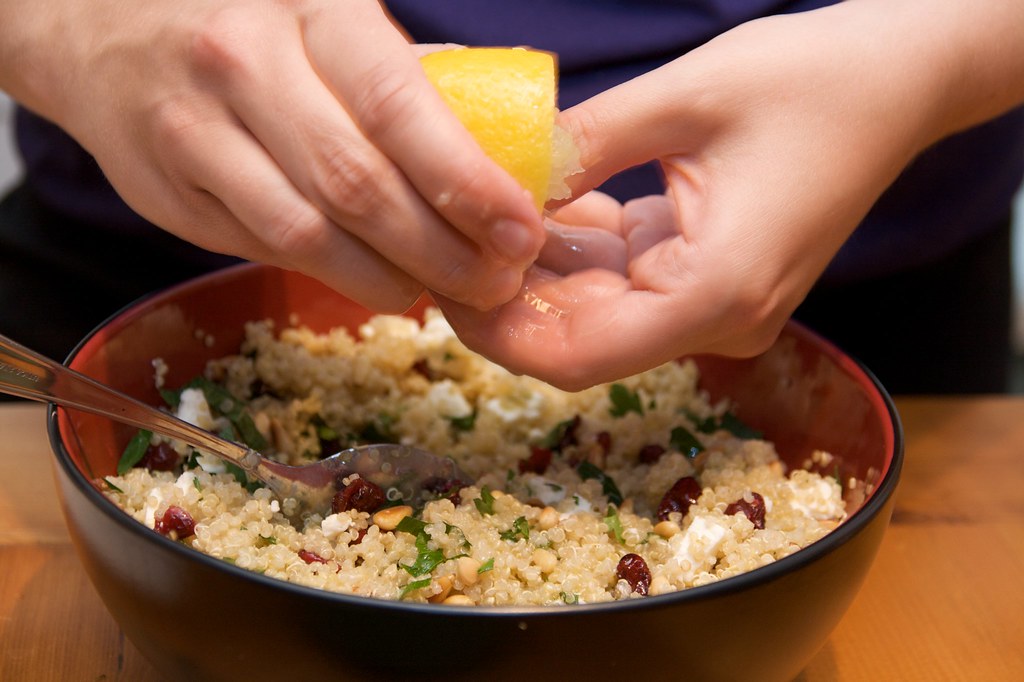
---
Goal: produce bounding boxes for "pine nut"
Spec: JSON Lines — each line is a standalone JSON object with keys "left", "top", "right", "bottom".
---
{"left": 456, "top": 556, "right": 482, "bottom": 585}
{"left": 653, "top": 520, "right": 680, "bottom": 538}
{"left": 372, "top": 505, "right": 412, "bottom": 531}
{"left": 538, "top": 506, "right": 559, "bottom": 530}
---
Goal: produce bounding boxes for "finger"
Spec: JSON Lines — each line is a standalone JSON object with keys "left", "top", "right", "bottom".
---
{"left": 438, "top": 237, "right": 787, "bottom": 390}
{"left": 188, "top": 11, "right": 525, "bottom": 309}
{"left": 547, "top": 191, "right": 624, "bottom": 234}
{"left": 555, "top": 61, "right": 711, "bottom": 197}
{"left": 621, "top": 195, "right": 680, "bottom": 261}
{"left": 536, "top": 219, "right": 629, "bottom": 276}
{"left": 302, "top": 6, "right": 545, "bottom": 262}
{"left": 164, "top": 115, "right": 427, "bottom": 312}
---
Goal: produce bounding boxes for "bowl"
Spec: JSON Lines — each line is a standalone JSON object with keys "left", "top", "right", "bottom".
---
{"left": 48, "top": 262, "right": 902, "bottom": 682}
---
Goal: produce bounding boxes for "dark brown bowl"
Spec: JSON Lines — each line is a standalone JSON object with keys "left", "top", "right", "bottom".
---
{"left": 48, "top": 263, "right": 902, "bottom": 682}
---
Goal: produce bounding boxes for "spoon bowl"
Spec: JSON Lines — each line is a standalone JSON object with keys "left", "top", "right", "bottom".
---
{"left": 0, "top": 332, "right": 466, "bottom": 518}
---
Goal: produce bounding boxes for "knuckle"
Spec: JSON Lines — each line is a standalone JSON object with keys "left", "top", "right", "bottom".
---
{"left": 261, "top": 202, "right": 328, "bottom": 257}
{"left": 349, "top": 60, "right": 422, "bottom": 140}
{"left": 188, "top": 7, "right": 261, "bottom": 81}
{"left": 314, "top": 145, "right": 389, "bottom": 220}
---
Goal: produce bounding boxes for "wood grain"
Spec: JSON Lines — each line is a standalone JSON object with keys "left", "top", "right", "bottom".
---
{"left": 2, "top": 399, "right": 1022, "bottom": 681}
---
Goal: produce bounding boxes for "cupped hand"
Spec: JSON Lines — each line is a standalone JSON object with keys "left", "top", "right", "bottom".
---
{"left": 437, "top": 2, "right": 973, "bottom": 390}
{"left": 2, "top": 0, "right": 542, "bottom": 312}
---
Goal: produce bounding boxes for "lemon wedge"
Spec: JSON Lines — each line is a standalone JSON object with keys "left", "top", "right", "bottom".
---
{"left": 420, "top": 47, "right": 580, "bottom": 211}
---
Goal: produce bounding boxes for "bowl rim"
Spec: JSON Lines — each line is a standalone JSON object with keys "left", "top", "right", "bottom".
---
{"left": 47, "top": 262, "right": 905, "bottom": 617}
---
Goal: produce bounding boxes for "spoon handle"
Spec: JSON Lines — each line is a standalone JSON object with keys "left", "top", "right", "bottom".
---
{"left": 0, "top": 332, "right": 254, "bottom": 467}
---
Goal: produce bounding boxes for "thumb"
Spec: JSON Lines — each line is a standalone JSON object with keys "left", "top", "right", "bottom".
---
{"left": 556, "top": 60, "right": 710, "bottom": 198}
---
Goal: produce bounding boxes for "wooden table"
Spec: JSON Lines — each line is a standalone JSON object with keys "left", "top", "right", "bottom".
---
{"left": 1, "top": 398, "right": 1022, "bottom": 681}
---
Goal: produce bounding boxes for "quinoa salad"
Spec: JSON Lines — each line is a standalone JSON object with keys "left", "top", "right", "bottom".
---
{"left": 101, "top": 310, "right": 852, "bottom": 606}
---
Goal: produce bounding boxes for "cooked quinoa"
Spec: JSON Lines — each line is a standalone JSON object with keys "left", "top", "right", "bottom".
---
{"left": 102, "top": 310, "right": 849, "bottom": 605}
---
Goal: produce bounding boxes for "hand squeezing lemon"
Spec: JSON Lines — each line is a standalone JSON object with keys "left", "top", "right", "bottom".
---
{"left": 420, "top": 47, "right": 580, "bottom": 211}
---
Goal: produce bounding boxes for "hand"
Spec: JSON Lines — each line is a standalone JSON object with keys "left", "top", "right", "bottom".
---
{"left": 436, "top": 0, "right": 1024, "bottom": 390}
{"left": 0, "top": 0, "right": 543, "bottom": 312}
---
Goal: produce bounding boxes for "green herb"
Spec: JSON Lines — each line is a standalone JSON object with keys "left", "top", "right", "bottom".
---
{"left": 395, "top": 515, "right": 427, "bottom": 536}
{"left": 541, "top": 417, "right": 579, "bottom": 450}
{"left": 683, "top": 409, "right": 762, "bottom": 439}
{"left": 401, "top": 534, "right": 466, "bottom": 577}
{"left": 103, "top": 477, "right": 124, "bottom": 494}
{"left": 683, "top": 409, "right": 718, "bottom": 434}
{"left": 446, "top": 410, "right": 477, "bottom": 432}
{"left": 315, "top": 421, "right": 339, "bottom": 443}
{"left": 719, "top": 412, "right": 762, "bottom": 439}
{"left": 256, "top": 535, "right": 278, "bottom": 547}
{"left": 445, "top": 522, "right": 472, "bottom": 550}
{"left": 499, "top": 516, "right": 530, "bottom": 542}
{"left": 477, "top": 558, "right": 495, "bottom": 574}
{"left": 608, "top": 383, "right": 643, "bottom": 418}
{"left": 193, "top": 477, "right": 203, "bottom": 492}
{"left": 159, "top": 388, "right": 182, "bottom": 410}
{"left": 117, "top": 429, "right": 152, "bottom": 475}
{"left": 474, "top": 485, "right": 496, "bottom": 515}
{"left": 669, "top": 426, "right": 705, "bottom": 459}
{"left": 577, "top": 461, "right": 624, "bottom": 506}
{"left": 399, "top": 577, "right": 432, "bottom": 599}
{"left": 603, "top": 506, "right": 625, "bottom": 544}
{"left": 560, "top": 592, "right": 580, "bottom": 605}
{"left": 184, "top": 376, "right": 268, "bottom": 450}
{"left": 401, "top": 535, "right": 447, "bottom": 577}
{"left": 358, "top": 413, "right": 398, "bottom": 444}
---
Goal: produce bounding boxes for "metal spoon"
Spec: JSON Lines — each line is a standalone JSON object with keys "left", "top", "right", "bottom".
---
{"left": 0, "top": 333, "right": 467, "bottom": 519}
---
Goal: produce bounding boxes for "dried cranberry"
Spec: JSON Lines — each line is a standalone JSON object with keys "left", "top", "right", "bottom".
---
{"left": 596, "top": 431, "right": 613, "bottom": 455}
{"left": 411, "top": 359, "right": 438, "bottom": 381}
{"left": 138, "top": 442, "right": 180, "bottom": 472}
{"left": 726, "top": 492, "right": 767, "bottom": 530}
{"left": 656, "top": 476, "right": 702, "bottom": 521}
{"left": 332, "top": 478, "right": 386, "bottom": 514}
{"left": 154, "top": 505, "right": 196, "bottom": 539}
{"left": 638, "top": 444, "right": 666, "bottom": 465}
{"left": 298, "top": 549, "right": 328, "bottom": 564}
{"left": 518, "top": 446, "right": 553, "bottom": 475}
{"left": 616, "top": 553, "right": 652, "bottom": 596}
{"left": 349, "top": 528, "right": 368, "bottom": 546}
{"left": 423, "top": 476, "right": 467, "bottom": 506}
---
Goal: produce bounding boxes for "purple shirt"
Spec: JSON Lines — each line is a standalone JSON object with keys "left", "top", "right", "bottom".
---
{"left": 15, "top": 0, "right": 1024, "bottom": 283}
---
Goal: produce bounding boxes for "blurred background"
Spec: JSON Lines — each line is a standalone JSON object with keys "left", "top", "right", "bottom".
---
{"left": 2, "top": 93, "right": 1023, "bottom": 393}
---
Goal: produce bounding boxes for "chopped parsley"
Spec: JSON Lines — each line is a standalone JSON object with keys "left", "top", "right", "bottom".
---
{"left": 603, "top": 506, "right": 625, "bottom": 544}
{"left": 103, "top": 477, "right": 124, "bottom": 494}
{"left": 399, "top": 577, "right": 432, "bottom": 599}
{"left": 184, "top": 376, "right": 268, "bottom": 450}
{"left": 669, "top": 426, "right": 705, "bottom": 459}
{"left": 357, "top": 413, "right": 398, "bottom": 444}
{"left": 577, "top": 461, "right": 624, "bottom": 506}
{"left": 499, "top": 516, "right": 530, "bottom": 542}
{"left": 395, "top": 515, "right": 428, "bottom": 536}
{"left": 446, "top": 411, "right": 477, "bottom": 432}
{"left": 477, "top": 558, "right": 495, "bottom": 574}
{"left": 540, "top": 416, "right": 580, "bottom": 451}
{"left": 683, "top": 409, "right": 762, "bottom": 439}
{"left": 719, "top": 412, "right": 762, "bottom": 439}
{"left": 116, "top": 429, "right": 152, "bottom": 475}
{"left": 474, "top": 485, "right": 496, "bottom": 515}
{"left": 608, "top": 383, "right": 644, "bottom": 418}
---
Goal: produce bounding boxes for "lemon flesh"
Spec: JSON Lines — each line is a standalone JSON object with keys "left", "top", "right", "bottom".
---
{"left": 421, "top": 47, "right": 577, "bottom": 211}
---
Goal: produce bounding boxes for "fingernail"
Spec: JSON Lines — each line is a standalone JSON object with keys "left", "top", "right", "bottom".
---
{"left": 491, "top": 219, "right": 539, "bottom": 264}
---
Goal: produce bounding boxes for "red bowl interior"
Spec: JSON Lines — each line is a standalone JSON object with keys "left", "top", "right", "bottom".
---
{"left": 58, "top": 262, "right": 897, "bottom": 507}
